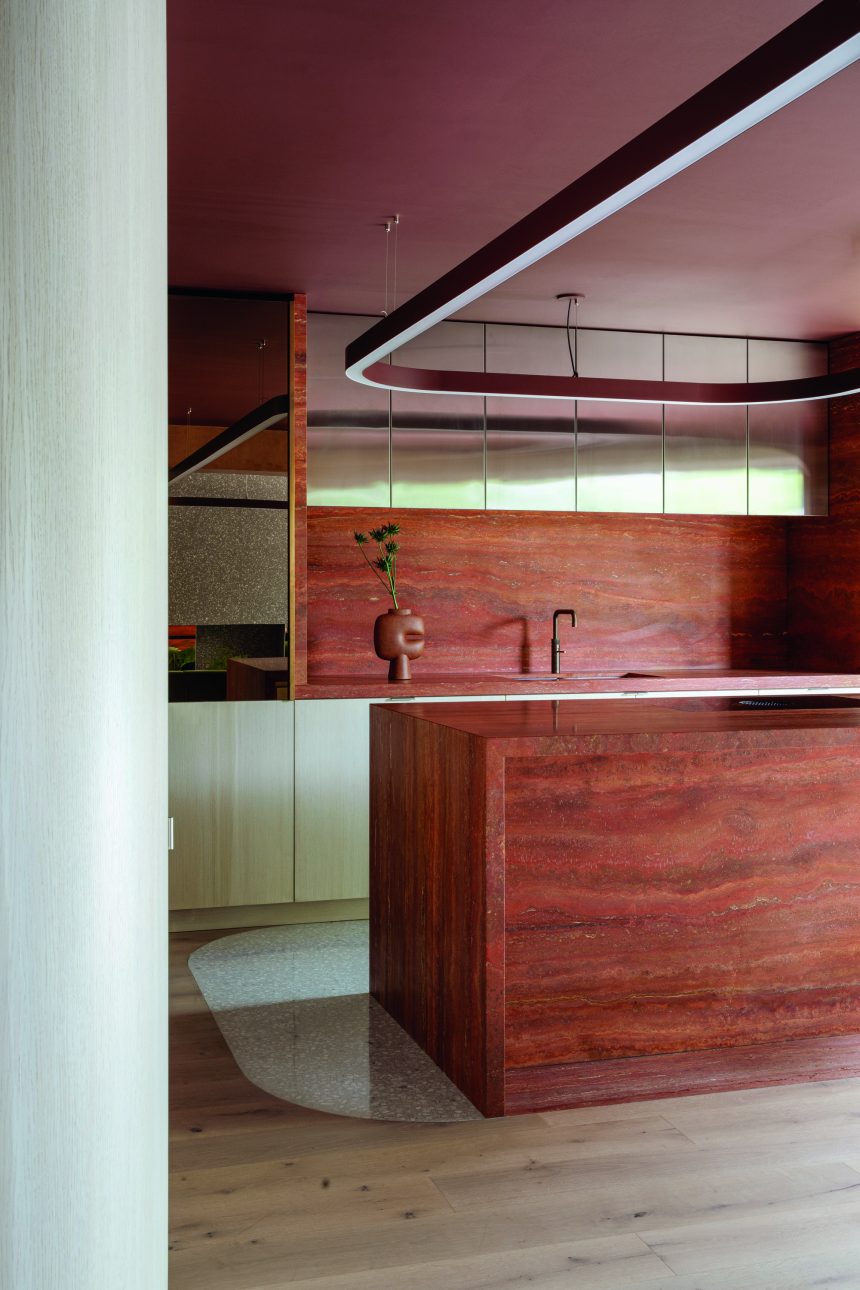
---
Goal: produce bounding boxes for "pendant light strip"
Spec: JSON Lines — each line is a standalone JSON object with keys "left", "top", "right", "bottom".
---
{"left": 345, "top": 1, "right": 860, "bottom": 406}
{"left": 168, "top": 395, "right": 290, "bottom": 482}
{"left": 356, "top": 362, "right": 860, "bottom": 408}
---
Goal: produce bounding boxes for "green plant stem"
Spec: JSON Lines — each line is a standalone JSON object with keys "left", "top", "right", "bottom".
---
{"left": 358, "top": 544, "right": 395, "bottom": 600}
{"left": 377, "top": 537, "right": 398, "bottom": 608}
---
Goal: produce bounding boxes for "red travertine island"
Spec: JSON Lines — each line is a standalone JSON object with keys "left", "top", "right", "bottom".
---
{"left": 370, "top": 697, "right": 860, "bottom": 1116}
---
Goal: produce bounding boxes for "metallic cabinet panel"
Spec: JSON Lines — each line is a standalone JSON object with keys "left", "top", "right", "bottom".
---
{"left": 308, "top": 312, "right": 390, "bottom": 506}
{"left": 486, "top": 324, "right": 575, "bottom": 510}
{"left": 748, "top": 339, "right": 828, "bottom": 516}
{"left": 307, "top": 428, "right": 391, "bottom": 507}
{"left": 309, "top": 312, "right": 828, "bottom": 517}
{"left": 391, "top": 428, "right": 486, "bottom": 509}
{"left": 664, "top": 334, "right": 748, "bottom": 515}
{"left": 577, "top": 330, "right": 663, "bottom": 513}
{"left": 395, "top": 318, "right": 485, "bottom": 374}
{"left": 486, "top": 322, "right": 573, "bottom": 383}
{"left": 486, "top": 431, "right": 575, "bottom": 511}
{"left": 392, "top": 321, "right": 485, "bottom": 509}
{"left": 577, "top": 328, "right": 663, "bottom": 379}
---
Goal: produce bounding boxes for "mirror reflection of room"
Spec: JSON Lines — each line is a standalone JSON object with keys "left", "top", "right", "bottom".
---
{"left": 167, "top": 292, "right": 292, "bottom": 702}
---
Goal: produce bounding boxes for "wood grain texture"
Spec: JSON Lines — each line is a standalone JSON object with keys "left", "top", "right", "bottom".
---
{"left": 372, "top": 701, "right": 860, "bottom": 1115}
{"left": 169, "top": 928, "right": 860, "bottom": 1289}
{"left": 1, "top": 2, "right": 167, "bottom": 1286}
{"left": 169, "top": 897, "right": 368, "bottom": 932}
{"left": 169, "top": 702, "right": 294, "bottom": 909}
{"left": 307, "top": 507, "right": 789, "bottom": 678}
{"left": 789, "top": 331, "right": 860, "bottom": 669}
{"left": 370, "top": 706, "right": 505, "bottom": 1114}
{"left": 294, "top": 699, "right": 372, "bottom": 901}
{"left": 294, "top": 694, "right": 502, "bottom": 903}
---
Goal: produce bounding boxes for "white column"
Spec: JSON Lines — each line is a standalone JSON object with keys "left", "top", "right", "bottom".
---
{"left": 0, "top": 1, "right": 167, "bottom": 1286}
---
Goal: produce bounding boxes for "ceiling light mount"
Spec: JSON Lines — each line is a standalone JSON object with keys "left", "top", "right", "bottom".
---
{"left": 380, "top": 213, "right": 402, "bottom": 317}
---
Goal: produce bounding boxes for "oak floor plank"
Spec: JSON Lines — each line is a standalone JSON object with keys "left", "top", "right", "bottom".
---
{"left": 218, "top": 1233, "right": 669, "bottom": 1290}
{"left": 542, "top": 1075, "right": 860, "bottom": 1130}
{"left": 169, "top": 1157, "right": 860, "bottom": 1287}
{"left": 433, "top": 1155, "right": 860, "bottom": 1218}
{"left": 170, "top": 929, "right": 860, "bottom": 1289}
{"left": 627, "top": 1249, "right": 860, "bottom": 1289}
{"left": 639, "top": 1187, "right": 860, "bottom": 1276}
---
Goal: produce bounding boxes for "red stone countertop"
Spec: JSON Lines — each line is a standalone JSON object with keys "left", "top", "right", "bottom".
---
{"left": 224, "top": 659, "right": 860, "bottom": 700}
{"left": 381, "top": 694, "right": 860, "bottom": 741}
{"left": 293, "top": 668, "right": 860, "bottom": 699}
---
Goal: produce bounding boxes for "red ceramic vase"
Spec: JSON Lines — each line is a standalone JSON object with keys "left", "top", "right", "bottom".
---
{"left": 373, "top": 607, "right": 425, "bottom": 682}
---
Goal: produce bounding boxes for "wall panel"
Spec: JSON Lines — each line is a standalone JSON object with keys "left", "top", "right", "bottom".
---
{"left": 307, "top": 507, "right": 788, "bottom": 676}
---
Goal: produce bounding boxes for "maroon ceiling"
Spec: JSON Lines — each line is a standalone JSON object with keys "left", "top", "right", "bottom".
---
{"left": 168, "top": 0, "right": 860, "bottom": 339}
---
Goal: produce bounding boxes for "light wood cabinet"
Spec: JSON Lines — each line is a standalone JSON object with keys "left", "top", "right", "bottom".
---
{"left": 294, "top": 699, "right": 371, "bottom": 901}
{"left": 169, "top": 695, "right": 505, "bottom": 913}
{"left": 168, "top": 701, "right": 294, "bottom": 909}
{"left": 293, "top": 695, "right": 501, "bottom": 903}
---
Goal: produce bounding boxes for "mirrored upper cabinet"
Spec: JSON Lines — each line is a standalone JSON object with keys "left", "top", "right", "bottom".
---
{"left": 664, "top": 334, "right": 748, "bottom": 516}
{"left": 577, "top": 329, "right": 663, "bottom": 515}
{"left": 307, "top": 312, "right": 390, "bottom": 507}
{"left": 485, "top": 324, "right": 575, "bottom": 512}
{"left": 391, "top": 322, "right": 485, "bottom": 510}
{"left": 306, "top": 312, "right": 829, "bottom": 516}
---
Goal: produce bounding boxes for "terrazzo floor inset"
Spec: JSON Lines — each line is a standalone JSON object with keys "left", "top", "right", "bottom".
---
{"left": 189, "top": 921, "right": 482, "bottom": 1123}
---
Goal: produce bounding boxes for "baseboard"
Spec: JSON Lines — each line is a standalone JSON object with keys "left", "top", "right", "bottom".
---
{"left": 169, "top": 898, "right": 369, "bottom": 932}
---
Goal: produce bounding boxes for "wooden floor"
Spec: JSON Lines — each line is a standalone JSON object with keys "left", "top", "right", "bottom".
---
{"left": 170, "top": 929, "right": 860, "bottom": 1289}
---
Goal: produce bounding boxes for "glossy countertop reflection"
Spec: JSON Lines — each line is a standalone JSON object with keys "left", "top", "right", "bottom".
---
{"left": 380, "top": 695, "right": 860, "bottom": 741}
{"left": 296, "top": 669, "right": 860, "bottom": 699}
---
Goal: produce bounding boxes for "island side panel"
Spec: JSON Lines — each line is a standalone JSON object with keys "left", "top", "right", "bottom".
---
{"left": 370, "top": 706, "right": 505, "bottom": 1115}
{"left": 502, "top": 729, "right": 860, "bottom": 1076}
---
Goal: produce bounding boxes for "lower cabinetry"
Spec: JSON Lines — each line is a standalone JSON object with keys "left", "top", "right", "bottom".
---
{"left": 168, "top": 695, "right": 505, "bottom": 916}
{"left": 294, "top": 699, "right": 371, "bottom": 902}
{"left": 293, "top": 695, "right": 500, "bottom": 901}
{"left": 177, "top": 690, "right": 771, "bottom": 915}
{"left": 168, "top": 701, "right": 295, "bottom": 909}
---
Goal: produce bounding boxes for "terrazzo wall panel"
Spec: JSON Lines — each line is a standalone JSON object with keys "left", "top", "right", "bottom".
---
{"left": 788, "top": 332, "right": 860, "bottom": 669}
{"left": 169, "top": 471, "right": 289, "bottom": 626}
{"left": 195, "top": 624, "right": 285, "bottom": 668}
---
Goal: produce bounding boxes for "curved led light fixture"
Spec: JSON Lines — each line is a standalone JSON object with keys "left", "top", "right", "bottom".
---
{"left": 346, "top": 0, "right": 860, "bottom": 407}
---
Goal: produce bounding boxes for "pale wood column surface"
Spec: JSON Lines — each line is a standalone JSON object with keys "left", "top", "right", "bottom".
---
{"left": 0, "top": 1, "right": 168, "bottom": 1286}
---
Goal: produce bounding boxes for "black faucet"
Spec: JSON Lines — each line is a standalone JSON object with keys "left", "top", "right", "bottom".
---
{"left": 551, "top": 609, "right": 577, "bottom": 675}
